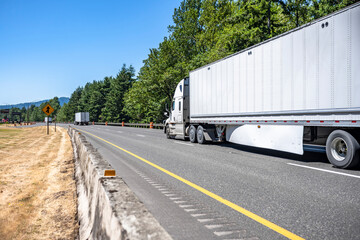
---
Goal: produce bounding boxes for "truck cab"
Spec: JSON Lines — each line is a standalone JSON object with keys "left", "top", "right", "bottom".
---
{"left": 164, "top": 78, "right": 189, "bottom": 139}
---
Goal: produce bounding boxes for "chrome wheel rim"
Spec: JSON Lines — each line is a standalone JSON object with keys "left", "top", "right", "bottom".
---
{"left": 330, "top": 137, "right": 347, "bottom": 161}
{"left": 190, "top": 128, "right": 195, "bottom": 139}
{"left": 198, "top": 129, "right": 203, "bottom": 141}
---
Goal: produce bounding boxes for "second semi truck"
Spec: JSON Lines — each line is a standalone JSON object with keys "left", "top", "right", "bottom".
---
{"left": 164, "top": 3, "right": 360, "bottom": 169}
{"left": 74, "top": 112, "right": 89, "bottom": 125}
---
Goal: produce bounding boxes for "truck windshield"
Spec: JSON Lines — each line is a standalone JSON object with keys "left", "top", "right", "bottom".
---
{"left": 172, "top": 101, "right": 175, "bottom": 111}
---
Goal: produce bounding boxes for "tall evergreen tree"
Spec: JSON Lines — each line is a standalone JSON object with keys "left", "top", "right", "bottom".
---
{"left": 102, "top": 65, "right": 135, "bottom": 122}
{"left": 67, "top": 87, "right": 83, "bottom": 121}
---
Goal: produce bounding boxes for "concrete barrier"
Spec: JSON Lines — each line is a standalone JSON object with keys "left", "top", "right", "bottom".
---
{"left": 68, "top": 127, "right": 172, "bottom": 240}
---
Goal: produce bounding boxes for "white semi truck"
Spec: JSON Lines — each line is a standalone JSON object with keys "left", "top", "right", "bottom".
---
{"left": 74, "top": 112, "right": 89, "bottom": 125}
{"left": 44, "top": 117, "right": 52, "bottom": 123}
{"left": 164, "top": 3, "right": 360, "bottom": 169}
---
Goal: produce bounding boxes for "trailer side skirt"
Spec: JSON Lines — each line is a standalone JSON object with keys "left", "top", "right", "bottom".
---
{"left": 226, "top": 125, "right": 304, "bottom": 155}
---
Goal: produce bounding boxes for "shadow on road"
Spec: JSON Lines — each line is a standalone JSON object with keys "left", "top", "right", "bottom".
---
{"left": 212, "top": 141, "right": 360, "bottom": 170}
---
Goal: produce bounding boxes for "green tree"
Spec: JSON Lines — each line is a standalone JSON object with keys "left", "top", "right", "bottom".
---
{"left": 21, "top": 107, "right": 27, "bottom": 122}
{"left": 79, "top": 83, "right": 92, "bottom": 113}
{"left": 66, "top": 87, "right": 83, "bottom": 121}
{"left": 27, "top": 105, "right": 36, "bottom": 122}
{"left": 309, "top": 0, "right": 358, "bottom": 20}
{"left": 87, "top": 81, "right": 105, "bottom": 122}
{"left": 197, "top": 0, "right": 233, "bottom": 53}
{"left": 102, "top": 65, "right": 135, "bottom": 122}
{"left": 57, "top": 103, "right": 68, "bottom": 122}
{"left": 168, "top": 0, "right": 202, "bottom": 62}
{"left": 49, "top": 97, "right": 61, "bottom": 118}
{"left": 30, "top": 106, "right": 42, "bottom": 122}
{"left": 9, "top": 107, "right": 21, "bottom": 122}
{"left": 62, "top": 0, "right": 354, "bottom": 124}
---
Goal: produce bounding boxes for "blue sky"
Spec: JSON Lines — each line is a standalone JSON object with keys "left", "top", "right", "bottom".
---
{"left": 0, "top": 0, "right": 181, "bottom": 105}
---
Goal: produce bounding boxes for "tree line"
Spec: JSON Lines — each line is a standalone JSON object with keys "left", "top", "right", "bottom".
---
{"left": 123, "top": 0, "right": 356, "bottom": 123}
{"left": 4, "top": 0, "right": 356, "bottom": 124}
{"left": 1, "top": 97, "right": 61, "bottom": 123}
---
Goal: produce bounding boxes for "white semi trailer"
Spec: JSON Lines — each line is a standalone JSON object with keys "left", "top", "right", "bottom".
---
{"left": 164, "top": 3, "right": 360, "bottom": 169}
{"left": 74, "top": 112, "right": 89, "bottom": 125}
{"left": 44, "top": 117, "right": 52, "bottom": 123}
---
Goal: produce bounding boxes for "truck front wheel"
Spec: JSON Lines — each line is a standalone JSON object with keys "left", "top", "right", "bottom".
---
{"left": 189, "top": 125, "right": 197, "bottom": 143}
{"left": 326, "top": 130, "right": 359, "bottom": 169}
{"left": 166, "top": 125, "right": 175, "bottom": 139}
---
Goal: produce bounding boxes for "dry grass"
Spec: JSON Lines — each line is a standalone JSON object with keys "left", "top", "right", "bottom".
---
{"left": 0, "top": 126, "right": 78, "bottom": 239}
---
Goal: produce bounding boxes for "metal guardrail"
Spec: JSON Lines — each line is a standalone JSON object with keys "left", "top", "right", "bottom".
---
{"left": 93, "top": 122, "right": 164, "bottom": 129}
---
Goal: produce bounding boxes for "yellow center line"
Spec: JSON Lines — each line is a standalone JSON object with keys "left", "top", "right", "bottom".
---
{"left": 75, "top": 127, "right": 305, "bottom": 240}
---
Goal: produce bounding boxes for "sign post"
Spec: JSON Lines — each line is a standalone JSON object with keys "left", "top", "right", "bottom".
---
{"left": 54, "top": 116, "right": 57, "bottom": 132}
{"left": 42, "top": 103, "right": 54, "bottom": 135}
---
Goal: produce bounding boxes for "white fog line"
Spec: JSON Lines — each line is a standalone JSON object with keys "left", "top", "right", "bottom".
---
{"left": 173, "top": 141, "right": 194, "bottom": 147}
{"left": 287, "top": 163, "right": 360, "bottom": 179}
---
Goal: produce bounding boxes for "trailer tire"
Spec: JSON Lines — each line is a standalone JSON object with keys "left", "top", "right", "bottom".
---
{"left": 189, "top": 125, "right": 197, "bottom": 143}
{"left": 197, "top": 125, "right": 206, "bottom": 144}
{"left": 326, "top": 130, "right": 360, "bottom": 169}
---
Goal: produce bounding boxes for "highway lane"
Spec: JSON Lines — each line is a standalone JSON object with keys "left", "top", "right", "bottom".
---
{"left": 65, "top": 124, "right": 360, "bottom": 240}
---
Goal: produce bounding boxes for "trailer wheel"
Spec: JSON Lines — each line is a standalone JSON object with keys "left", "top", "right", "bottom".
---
{"left": 197, "top": 125, "right": 206, "bottom": 144}
{"left": 326, "top": 130, "right": 360, "bottom": 169}
{"left": 189, "top": 125, "right": 197, "bottom": 143}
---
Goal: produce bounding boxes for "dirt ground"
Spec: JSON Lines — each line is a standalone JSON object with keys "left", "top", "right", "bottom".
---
{"left": 0, "top": 125, "right": 78, "bottom": 239}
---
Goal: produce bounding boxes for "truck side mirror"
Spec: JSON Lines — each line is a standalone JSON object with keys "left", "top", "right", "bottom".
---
{"left": 164, "top": 112, "right": 169, "bottom": 117}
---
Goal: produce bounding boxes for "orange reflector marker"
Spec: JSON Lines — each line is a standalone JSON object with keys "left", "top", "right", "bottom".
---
{"left": 104, "top": 169, "right": 116, "bottom": 177}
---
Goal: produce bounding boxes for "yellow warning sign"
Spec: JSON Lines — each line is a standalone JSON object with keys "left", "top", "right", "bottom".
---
{"left": 42, "top": 103, "right": 54, "bottom": 116}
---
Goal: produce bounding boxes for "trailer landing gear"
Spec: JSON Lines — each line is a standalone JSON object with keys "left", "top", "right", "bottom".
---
{"left": 326, "top": 130, "right": 359, "bottom": 169}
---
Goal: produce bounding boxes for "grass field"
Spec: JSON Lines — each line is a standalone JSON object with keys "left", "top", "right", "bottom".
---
{"left": 0, "top": 126, "right": 78, "bottom": 239}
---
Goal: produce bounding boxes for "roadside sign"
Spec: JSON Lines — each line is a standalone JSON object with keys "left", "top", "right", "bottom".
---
{"left": 42, "top": 103, "right": 54, "bottom": 135}
{"left": 42, "top": 104, "right": 54, "bottom": 116}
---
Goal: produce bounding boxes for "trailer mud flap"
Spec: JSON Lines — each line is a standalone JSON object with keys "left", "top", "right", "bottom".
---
{"left": 226, "top": 125, "right": 304, "bottom": 155}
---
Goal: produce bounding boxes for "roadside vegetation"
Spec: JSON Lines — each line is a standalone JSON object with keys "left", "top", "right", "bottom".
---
{"left": 3, "top": 0, "right": 356, "bottom": 124}
{"left": 1, "top": 97, "right": 62, "bottom": 123}
{"left": 0, "top": 126, "right": 78, "bottom": 239}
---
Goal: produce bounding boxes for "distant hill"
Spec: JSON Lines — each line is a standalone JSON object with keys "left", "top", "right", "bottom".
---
{"left": 0, "top": 97, "right": 70, "bottom": 109}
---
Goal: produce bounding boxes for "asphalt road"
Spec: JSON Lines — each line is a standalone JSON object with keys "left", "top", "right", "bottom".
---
{"left": 62, "top": 124, "right": 359, "bottom": 240}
